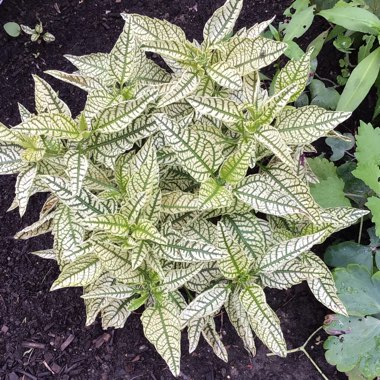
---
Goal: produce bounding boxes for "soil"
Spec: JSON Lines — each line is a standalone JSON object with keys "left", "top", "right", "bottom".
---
{"left": 0, "top": 0, "right": 371, "bottom": 379}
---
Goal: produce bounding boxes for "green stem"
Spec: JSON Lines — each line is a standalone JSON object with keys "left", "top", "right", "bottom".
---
{"left": 358, "top": 216, "right": 364, "bottom": 244}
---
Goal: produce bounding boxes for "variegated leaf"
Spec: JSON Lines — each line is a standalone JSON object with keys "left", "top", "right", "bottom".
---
{"left": 276, "top": 106, "right": 351, "bottom": 145}
{"left": 109, "top": 15, "right": 136, "bottom": 85}
{"left": 162, "top": 263, "right": 204, "bottom": 291}
{"left": 207, "top": 61, "right": 242, "bottom": 91}
{"left": 225, "top": 37, "right": 287, "bottom": 75}
{"left": 31, "top": 249, "right": 56, "bottom": 260}
{"left": 217, "top": 222, "right": 250, "bottom": 279}
{"left": 202, "top": 317, "right": 228, "bottom": 362}
{"left": 221, "top": 213, "right": 266, "bottom": 259}
{"left": 225, "top": 289, "right": 256, "bottom": 356}
{"left": 84, "top": 213, "right": 130, "bottom": 236}
{"left": 303, "top": 252, "right": 348, "bottom": 316}
{"left": 240, "top": 284, "right": 287, "bottom": 357}
{"left": 181, "top": 284, "right": 230, "bottom": 324}
{"left": 65, "top": 151, "right": 89, "bottom": 195}
{"left": 161, "top": 191, "right": 200, "bottom": 214}
{"left": 132, "top": 220, "right": 167, "bottom": 244}
{"left": 14, "top": 212, "right": 55, "bottom": 240}
{"left": 187, "top": 96, "right": 242, "bottom": 123}
{"left": 95, "top": 90, "right": 156, "bottom": 134}
{"left": 274, "top": 49, "right": 313, "bottom": 102}
{"left": 46, "top": 70, "right": 106, "bottom": 92}
{"left": 203, "top": 0, "right": 243, "bottom": 45}
{"left": 14, "top": 114, "right": 80, "bottom": 140}
{"left": 101, "top": 299, "right": 131, "bottom": 329}
{"left": 65, "top": 53, "right": 110, "bottom": 82}
{"left": 141, "top": 302, "right": 181, "bottom": 377}
{"left": 141, "top": 40, "right": 191, "bottom": 62}
{"left": 154, "top": 114, "right": 220, "bottom": 182}
{"left": 33, "top": 75, "right": 71, "bottom": 116}
{"left": 199, "top": 178, "right": 234, "bottom": 210}
{"left": 186, "top": 262, "right": 221, "bottom": 293}
{"left": 51, "top": 254, "right": 102, "bottom": 290}
{"left": 0, "top": 145, "right": 26, "bottom": 174}
{"left": 82, "top": 284, "right": 136, "bottom": 299}
{"left": 188, "top": 317, "right": 207, "bottom": 353}
{"left": 259, "top": 228, "right": 327, "bottom": 271}
{"left": 15, "top": 165, "right": 37, "bottom": 217}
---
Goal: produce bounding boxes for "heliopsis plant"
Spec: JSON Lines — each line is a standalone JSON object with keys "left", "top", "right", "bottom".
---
{"left": 0, "top": 0, "right": 367, "bottom": 376}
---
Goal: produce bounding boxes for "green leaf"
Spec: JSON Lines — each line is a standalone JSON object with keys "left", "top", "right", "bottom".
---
{"left": 199, "top": 178, "right": 233, "bottom": 210}
{"left": 162, "top": 264, "right": 204, "bottom": 291}
{"left": 353, "top": 122, "right": 380, "bottom": 195}
{"left": 0, "top": 145, "right": 26, "bottom": 174}
{"left": 337, "top": 47, "right": 380, "bottom": 112}
{"left": 82, "top": 284, "right": 136, "bottom": 299}
{"left": 101, "top": 299, "right": 131, "bottom": 329}
{"left": 132, "top": 220, "right": 167, "bottom": 244}
{"left": 326, "top": 133, "right": 355, "bottom": 161}
{"left": 51, "top": 254, "right": 102, "bottom": 290}
{"left": 181, "top": 284, "right": 230, "bottom": 324}
{"left": 141, "top": 40, "right": 191, "bottom": 62}
{"left": 207, "top": 61, "right": 242, "bottom": 91}
{"left": 202, "top": 317, "right": 229, "bottom": 362}
{"left": 325, "top": 242, "right": 373, "bottom": 272}
{"left": 65, "top": 151, "right": 89, "bottom": 196}
{"left": 324, "top": 315, "right": 380, "bottom": 379}
{"left": 309, "top": 79, "right": 340, "bottom": 110}
{"left": 240, "top": 284, "right": 287, "bottom": 357}
{"left": 15, "top": 165, "right": 37, "bottom": 217}
{"left": 308, "top": 157, "right": 351, "bottom": 208}
{"left": 161, "top": 191, "right": 200, "bottom": 214}
{"left": 4, "top": 22, "right": 21, "bottom": 37}
{"left": 319, "top": 7, "right": 380, "bottom": 35}
{"left": 84, "top": 213, "right": 130, "bottom": 236}
{"left": 334, "top": 264, "right": 380, "bottom": 316}
{"left": 366, "top": 197, "right": 380, "bottom": 237}
{"left": 203, "top": 0, "right": 243, "bottom": 45}
{"left": 283, "top": 5, "right": 315, "bottom": 41}
{"left": 141, "top": 303, "right": 181, "bottom": 376}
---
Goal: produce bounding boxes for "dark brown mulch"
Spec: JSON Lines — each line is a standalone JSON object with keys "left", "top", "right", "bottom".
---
{"left": 0, "top": 0, "right": 363, "bottom": 379}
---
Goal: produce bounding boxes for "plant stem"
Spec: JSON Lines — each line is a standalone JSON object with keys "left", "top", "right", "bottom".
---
{"left": 267, "top": 326, "right": 328, "bottom": 380}
{"left": 358, "top": 216, "right": 364, "bottom": 244}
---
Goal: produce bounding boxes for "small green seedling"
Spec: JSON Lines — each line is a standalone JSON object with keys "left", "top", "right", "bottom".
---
{"left": 21, "top": 22, "right": 55, "bottom": 43}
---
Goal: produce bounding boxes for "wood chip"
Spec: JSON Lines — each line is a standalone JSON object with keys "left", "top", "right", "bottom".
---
{"left": 21, "top": 341, "right": 46, "bottom": 350}
{"left": 1, "top": 325, "right": 9, "bottom": 334}
{"left": 60, "top": 334, "right": 75, "bottom": 351}
{"left": 51, "top": 362, "right": 62, "bottom": 374}
{"left": 93, "top": 333, "right": 111, "bottom": 349}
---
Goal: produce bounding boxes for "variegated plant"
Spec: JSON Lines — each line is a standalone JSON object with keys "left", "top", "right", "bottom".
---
{"left": 0, "top": 0, "right": 368, "bottom": 376}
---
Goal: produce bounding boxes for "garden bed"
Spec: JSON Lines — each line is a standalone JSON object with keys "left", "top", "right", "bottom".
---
{"left": 0, "top": 0, "right": 373, "bottom": 379}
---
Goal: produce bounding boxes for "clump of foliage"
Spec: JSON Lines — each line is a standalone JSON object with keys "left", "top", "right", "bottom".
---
{"left": 0, "top": 0, "right": 368, "bottom": 375}
{"left": 21, "top": 22, "right": 55, "bottom": 43}
{"left": 324, "top": 228, "right": 380, "bottom": 380}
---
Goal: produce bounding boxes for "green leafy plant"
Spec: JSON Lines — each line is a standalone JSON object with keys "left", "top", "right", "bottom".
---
{"left": 3, "top": 21, "right": 21, "bottom": 37}
{"left": 0, "top": 0, "right": 368, "bottom": 375}
{"left": 323, "top": 228, "right": 380, "bottom": 379}
{"left": 21, "top": 22, "right": 55, "bottom": 43}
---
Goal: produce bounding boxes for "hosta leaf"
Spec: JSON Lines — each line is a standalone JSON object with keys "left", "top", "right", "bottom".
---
{"left": 159, "top": 225, "right": 225, "bottom": 262}
{"left": 14, "top": 213, "right": 55, "bottom": 240}
{"left": 220, "top": 140, "right": 254, "bottom": 185}
{"left": 154, "top": 114, "right": 220, "bottom": 182}
{"left": 303, "top": 252, "right": 348, "bottom": 316}
{"left": 141, "top": 303, "right": 181, "bottom": 377}
{"left": 109, "top": 15, "right": 136, "bottom": 85}
{"left": 14, "top": 114, "right": 80, "bottom": 140}
{"left": 33, "top": 75, "right": 71, "bottom": 116}
{"left": 84, "top": 213, "right": 130, "bottom": 236}
{"left": 161, "top": 191, "right": 200, "bottom": 214}
{"left": 276, "top": 106, "right": 351, "bottom": 145}
{"left": 258, "top": 228, "right": 327, "bottom": 271}
{"left": 162, "top": 263, "right": 204, "bottom": 291}
{"left": 95, "top": 90, "right": 156, "bottom": 134}
{"left": 15, "top": 165, "right": 37, "bottom": 217}
{"left": 130, "top": 14, "right": 186, "bottom": 42}
{"left": 181, "top": 284, "right": 230, "bottom": 324}
{"left": 82, "top": 284, "right": 136, "bottom": 299}
{"left": 225, "top": 289, "right": 256, "bottom": 356}
{"left": 41, "top": 176, "right": 114, "bottom": 218}
{"left": 260, "top": 259, "right": 325, "bottom": 290}
{"left": 65, "top": 151, "right": 89, "bottom": 196}
{"left": 46, "top": 70, "right": 106, "bottom": 92}
{"left": 203, "top": 0, "right": 243, "bottom": 45}
{"left": 51, "top": 254, "right": 102, "bottom": 290}
{"left": 64, "top": 53, "right": 110, "bottom": 81}
{"left": 207, "top": 61, "right": 242, "bottom": 91}
{"left": 254, "top": 124, "right": 294, "bottom": 168}
{"left": 221, "top": 213, "right": 266, "bottom": 259}
{"left": 217, "top": 222, "right": 250, "bottom": 279}
{"left": 132, "top": 220, "right": 167, "bottom": 244}
{"left": 225, "top": 37, "right": 287, "bottom": 75}
{"left": 240, "top": 284, "right": 287, "bottom": 357}
{"left": 101, "top": 299, "right": 131, "bottom": 329}
{"left": 141, "top": 40, "right": 191, "bottom": 62}
{"left": 202, "top": 317, "right": 229, "bottom": 362}
{"left": 158, "top": 70, "right": 200, "bottom": 108}
{"left": 199, "top": 178, "right": 234, "bottom": 210}
{"left": 274, "top": 50, "right": 312, "bottom": 102}
{"left": 187, "top": 96, "right": 242, "bottom": 123}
